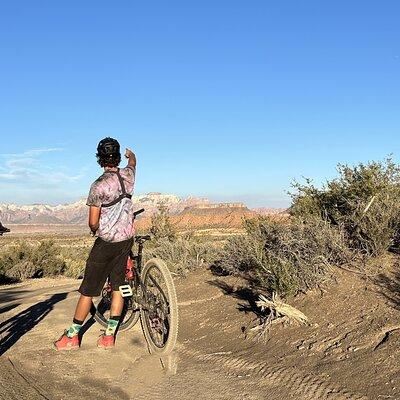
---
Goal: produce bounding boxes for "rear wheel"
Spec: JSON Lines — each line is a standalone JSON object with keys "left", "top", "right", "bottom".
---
{"left": 94, "top": 283, "right": 140, "bottom": 331}
{"left": 140, "top": 258, "right": 178, "bottom": 354}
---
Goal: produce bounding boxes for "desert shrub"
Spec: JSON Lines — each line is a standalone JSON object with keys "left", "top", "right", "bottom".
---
{"left": 30, "top": 240, "right": 66, "bottom": 276}
{"left": 0, "top": 240, "right": 66, "bottom": 282}
{"left": 146, "top": 205, "right": 218, "bottom": 274}
{"left": 145, "top": 233, "right": 218, "bottom": 275}
{"left": 219, "top": 216, "right": 353, "bottom": 296}
{"left": 62, "top": 258, "right": 85, "bottom": 278}
{"left": 0, "top": 242, "right": 34, "bottom": 282}
{"left": 290, "top": 158, "right": 400, "bottom": 256}
{"left": 219, "top": 158, "right": 400, "bottom": 296}
{"left": 60, "top": 245, "right": 90, "bottom": 278}
{"left": 150, "top": 204, "right": 176, "bottom": 241}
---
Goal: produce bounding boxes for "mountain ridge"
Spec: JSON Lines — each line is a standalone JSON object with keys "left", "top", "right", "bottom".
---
{"left": 0, "top": 193, "right": 286, "bottom": 225}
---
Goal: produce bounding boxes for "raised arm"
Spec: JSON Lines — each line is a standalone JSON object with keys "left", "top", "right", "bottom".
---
{"left": 125, "top": 148, "right": 136, "bottom": 169}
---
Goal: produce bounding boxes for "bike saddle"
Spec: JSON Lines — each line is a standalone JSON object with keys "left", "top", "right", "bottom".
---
{"left": 135, "top": 235, "right": 151, "bottom": 243}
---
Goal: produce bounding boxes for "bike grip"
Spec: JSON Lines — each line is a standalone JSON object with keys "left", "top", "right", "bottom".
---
{"left": 133, "top": 208, "right": 145, "bottom": 217}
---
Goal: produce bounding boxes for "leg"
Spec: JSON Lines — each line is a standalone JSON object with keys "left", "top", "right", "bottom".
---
{"left": 54, "top": 294, "right": 93, "bottom": 351}
{"left": 56, "top": 238, "right": 110, "bottom": 351}
{"left": 98, "top": 238, "right": 134, "bottom": 348}
{"left": 74, "top": 294, "right": 93, "bottom": 321}
{"left": 110, "top": 290, "right": 124, "bottom": 318}
{"left": 108, "top": 238, "right": 134, "bottom": 319}
{"left": 98, "top": 291, "right": 124, "bottom": 346}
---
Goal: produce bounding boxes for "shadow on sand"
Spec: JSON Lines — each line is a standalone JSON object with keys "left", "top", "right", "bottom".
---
{"left": 372, "top": 269, "right": 400, "bottom": 310}
{"left": 0, "top": 303, "right": 21, "bottom": 316}
{"left": 0, "top": 292, "right": 69, "bottom": 355}
{"left": 207, "top": 279, "right": 261, "bottom": 315}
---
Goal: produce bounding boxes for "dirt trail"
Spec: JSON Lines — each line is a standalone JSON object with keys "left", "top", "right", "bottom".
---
{"left": 1, "top": 267, "right": 400, "bottom": 399}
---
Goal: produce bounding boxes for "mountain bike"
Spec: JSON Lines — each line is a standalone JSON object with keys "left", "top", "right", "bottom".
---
{"left": 93, "top": 209, "right": 179, "bottom": 354}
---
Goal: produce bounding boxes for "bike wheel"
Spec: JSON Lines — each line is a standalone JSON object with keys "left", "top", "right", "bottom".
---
{"left": 140, "top": 258, "right": 178, "bottom": 354}
{"left": 94, "top": 284, "right": 140, "bottom": 331}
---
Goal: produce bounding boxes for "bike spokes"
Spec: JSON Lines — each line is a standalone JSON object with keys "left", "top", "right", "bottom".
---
{"left": 143, "top": 266, "right": 171, "bottom": 348}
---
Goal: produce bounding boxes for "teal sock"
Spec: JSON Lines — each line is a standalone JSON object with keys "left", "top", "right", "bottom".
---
{"left": 66, "top": 323, "right": 82, "bottom": 338}
{"left": 105, "top": 317, "right": 120, "bottom": 336}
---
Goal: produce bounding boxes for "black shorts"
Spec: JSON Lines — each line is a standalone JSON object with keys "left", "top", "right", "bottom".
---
{"left": 78, "top": 237, "right": 134, "bottom": 297}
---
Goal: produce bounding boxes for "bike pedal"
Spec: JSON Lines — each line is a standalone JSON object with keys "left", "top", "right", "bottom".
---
{"left": 119, "top": 285, "right": 133, "bottom": 298}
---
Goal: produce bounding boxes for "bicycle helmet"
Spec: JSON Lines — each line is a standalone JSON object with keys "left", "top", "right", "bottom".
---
{"left": 96, "top": 137, "right": 121, "bottom": 167}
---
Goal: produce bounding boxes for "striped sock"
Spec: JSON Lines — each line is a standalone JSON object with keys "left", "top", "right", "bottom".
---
{"left": 105, "top": 316, "right": 120, "bottom": 336}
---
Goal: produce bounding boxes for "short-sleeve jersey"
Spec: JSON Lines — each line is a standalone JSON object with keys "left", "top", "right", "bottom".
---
{"left": 86, "top": 167, "right": 135, "bottom": 242}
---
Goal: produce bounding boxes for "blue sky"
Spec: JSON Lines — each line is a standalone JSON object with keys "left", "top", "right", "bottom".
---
{"left": 0, "top": 1, "right": 399, "bottom": 207}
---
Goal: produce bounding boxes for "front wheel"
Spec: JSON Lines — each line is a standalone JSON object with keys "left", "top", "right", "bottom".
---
{"left": 140, "top": 258, "right": 179, "bottom": 354}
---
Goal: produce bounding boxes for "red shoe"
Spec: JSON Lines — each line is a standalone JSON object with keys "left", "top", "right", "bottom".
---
{"left": 54, "top": 331, "right": 80, "bottom": 351}
{"left": 97, "top": 333, "right": 115, "bottom": 349}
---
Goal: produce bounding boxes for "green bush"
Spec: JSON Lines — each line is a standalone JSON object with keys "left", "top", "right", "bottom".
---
{"left": 0, "top": 240, "right": 66, "bottom": 281}
{"left": 146, "top": 205, "right": 219, "bottom": 275}
{"left": 290, "top": 158, "right": 400, "bottom": 256}
{"left": 219, "top": 157, "right": 400, "bottom": 297}
{"left": 150, "top": 204, "right": 176, "bottom": 241}
{"left": 60, "top": 245, "right": 90, "bottom": 278}
{"left": 145, "top": 233, "right": 218, "bottom": 275}
{"left": 62, "top": 257, "right": 85, "bottom": 278}
{"left": 219, "top": 216, "right": 352, "bottom": 296}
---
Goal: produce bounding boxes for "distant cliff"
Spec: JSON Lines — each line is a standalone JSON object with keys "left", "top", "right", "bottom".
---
{"left": 0, "top": 194, "right": 283, "bottom": 227}
{"left": 0, "top": 194, "right": 209, "bottom": 224}
{"left": 183, "top": 202, "right": 246, "bottom": 210}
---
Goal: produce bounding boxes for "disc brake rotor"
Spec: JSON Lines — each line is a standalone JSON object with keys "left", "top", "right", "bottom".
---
{"left": 147, "top": 294, "right": 168, "bottom": 334}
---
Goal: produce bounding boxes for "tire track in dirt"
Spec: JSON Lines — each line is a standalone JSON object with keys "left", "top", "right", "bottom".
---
{"left": 177, "top": 292, "right": 224, "bottom": 307}
{"left": 0, "top": 271, "right": 381, "bottom": 399}
{"left": 7, "top": 356, "right": 125, "bottom": 400}
{"left": 177, "top": 346, "right": 368, "bottom": 400}
{"left": 0, "top": 357, "right": 45, "bottom": 400}
{"left": 130, "top": 342, "right": 368, "bottom": 400}
{"left": 132, "top": 365, "right": 264, "bottom": 400}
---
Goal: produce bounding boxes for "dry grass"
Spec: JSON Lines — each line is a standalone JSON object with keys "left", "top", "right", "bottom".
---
{"left": 256, "top": 293, "right": 309, "bottom": 325}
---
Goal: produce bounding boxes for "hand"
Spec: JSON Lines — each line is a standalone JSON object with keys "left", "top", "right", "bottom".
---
{"left": 125, "top": 147, "right": 137, "bottom": 168}
{"left": 125, "top": 148, "right": 135, "bottom": 159}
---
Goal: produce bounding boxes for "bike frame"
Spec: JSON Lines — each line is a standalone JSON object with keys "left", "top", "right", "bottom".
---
{"left": 130, "top": 238, "right": 169, "bottom": 313}
{"left": 130, "top": 241, "right": 146, "bottom": 310}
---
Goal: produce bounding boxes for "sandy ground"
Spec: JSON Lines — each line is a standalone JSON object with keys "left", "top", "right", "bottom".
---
{"left": 1, "top": 262, "right": 400, "bottom": 400}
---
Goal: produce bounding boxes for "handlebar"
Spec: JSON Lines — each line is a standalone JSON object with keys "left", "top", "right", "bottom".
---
{"left": 133, "top": 208, "right": 145, "bottom": 218}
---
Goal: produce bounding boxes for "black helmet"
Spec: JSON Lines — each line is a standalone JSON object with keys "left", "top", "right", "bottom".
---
{"left": 96, "top": 137, "right": 121, "bottom": 167}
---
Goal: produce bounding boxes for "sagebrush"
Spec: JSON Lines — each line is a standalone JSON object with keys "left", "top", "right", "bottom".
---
{"left": 147, "top": 205, "right": 219, "bottom": 274}
{"left": 0, "top": 239, "right": 90, "bottom": 283}
{"left": 219, "top": 216, "right": 352, "bottom": 296}
{"left": 290, "top": 158, "right": 400, "bottom": 256}
{"left": 219, "top": 158, "right": 399, "bottom": 297}
{"left": 0, "top": 240, "right": 66, "bottom": 281}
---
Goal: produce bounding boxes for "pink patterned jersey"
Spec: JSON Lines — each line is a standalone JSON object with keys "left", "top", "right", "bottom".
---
{"left": 86, "top": 166, "right": 136, "bottom": 243}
